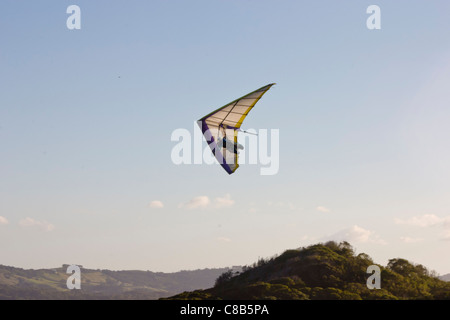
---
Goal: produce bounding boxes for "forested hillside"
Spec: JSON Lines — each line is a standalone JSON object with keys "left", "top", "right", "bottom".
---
{"left": 167, "top": 242, "right": 450, "bottom": 300}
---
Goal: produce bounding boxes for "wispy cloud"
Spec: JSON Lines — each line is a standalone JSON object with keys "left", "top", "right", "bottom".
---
{"left": 179, "top": 196, "right": 211, "bottom": 209}
{"left": 394, "top": 214, "right": 447, "bottom": 227}
{"left": 440, "top": 231, "right": 450, "bottom": 241}
{"left": 179, "top": 194, "right": 235, "bottom": 210}
{"left": 395, "top": 214, "right": 450, "bottom": 241}
{"left": 214, "top": 194, "right": 235, "bottom": 209}
{"left": 217, "top": 237, "right": 232, "bottom": 243}
{"left": 400, "top": 236, "right": 423, "bottom": 244}
{"left": 149, "top": 200, "right": 164, "bottom": 209}
{"left": 322, "top": 225, "right": 387, "bottom": 245}
{"left": 19, "top": 218, "right": 55, "bottom": 232}
{"left": 267, "top": 201, "right": 296, "bottom": 211}
{"left": 316, "top": 206, "right": 331, "bottom": 213}
{"left": 0, "top": 216, "right": 8, "bottom": 225}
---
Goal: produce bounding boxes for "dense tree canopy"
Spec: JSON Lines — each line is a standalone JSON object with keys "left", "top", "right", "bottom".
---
{"left": 167, "top": 242, "right": 450, "bottom": 300}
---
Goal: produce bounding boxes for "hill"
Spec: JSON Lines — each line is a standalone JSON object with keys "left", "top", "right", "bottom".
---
{"left": 166, "top": 241, "right": 450, "bottom": 300}
{"left": 0, "top": 264, "right": 234, "bottom": 300}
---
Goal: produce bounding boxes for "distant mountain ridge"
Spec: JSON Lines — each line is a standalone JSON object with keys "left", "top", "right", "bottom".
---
{"left": 0, "top": 264, "right": 237, "bottom": 300}
{"left": 440, "top": 273, "right": 450, "bottom": 282}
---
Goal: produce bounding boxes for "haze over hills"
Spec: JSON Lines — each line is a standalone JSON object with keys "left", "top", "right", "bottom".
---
{"left": 440, "top": 274, "right": 450, "bottom": 282}
{"left": 0, "top": 264, "right": 238, "bottom": 300}
{"left": 167, "top": 242, "right": 450, "bottom": 300}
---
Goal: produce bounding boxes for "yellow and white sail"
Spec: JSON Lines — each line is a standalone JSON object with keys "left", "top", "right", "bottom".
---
{"left": 197, "top": 83, "right": 275, "bottom": 174}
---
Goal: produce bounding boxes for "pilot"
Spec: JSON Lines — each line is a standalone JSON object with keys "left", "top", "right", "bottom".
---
{"left": 222, "top": 137, "right": 244, "bottom": 154}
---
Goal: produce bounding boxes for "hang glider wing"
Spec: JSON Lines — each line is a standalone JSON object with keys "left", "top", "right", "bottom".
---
{"left": 197, "top": 83, "right": 275, "bottom": 174}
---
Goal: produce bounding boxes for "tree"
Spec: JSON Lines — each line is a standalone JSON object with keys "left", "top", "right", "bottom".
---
{"left": 387, "top": 259, "right": 415, "bottom": 277}
{"left": 214, "top": 270, "right": 234, "bottom": 287}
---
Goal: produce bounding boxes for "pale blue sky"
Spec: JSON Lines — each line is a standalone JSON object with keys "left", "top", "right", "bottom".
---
{"left": 1, "top": 1, "right": 450, "bottom": 274}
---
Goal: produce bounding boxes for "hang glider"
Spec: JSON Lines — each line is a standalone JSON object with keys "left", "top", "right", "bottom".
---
{"left": 197, "top": 83, "right": 275, "bottom": 174}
